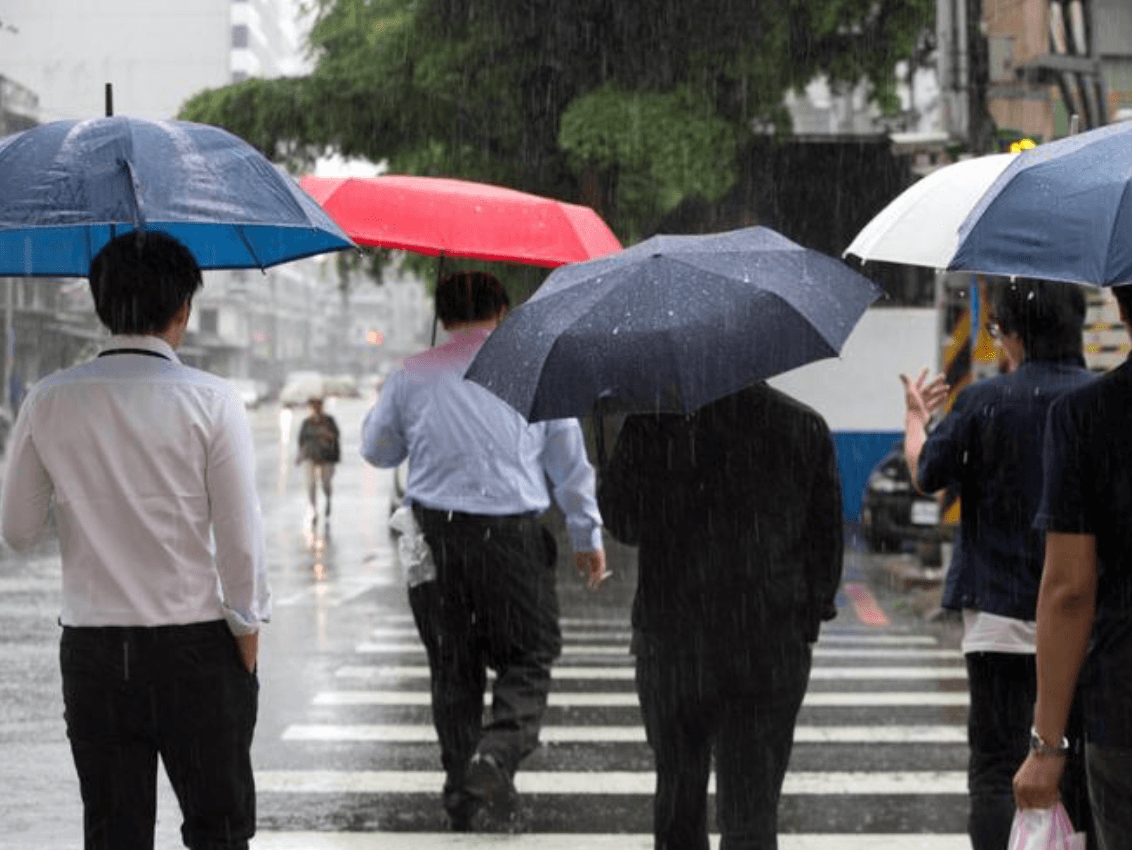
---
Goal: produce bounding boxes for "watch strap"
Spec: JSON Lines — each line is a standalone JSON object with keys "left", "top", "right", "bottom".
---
{"left": 1030, "top": 726, "right": 1070, "bottom": 756}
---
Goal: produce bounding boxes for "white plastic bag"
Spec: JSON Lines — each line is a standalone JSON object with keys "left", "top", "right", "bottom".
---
{"left": 1008, "top": 803, "right": 1086, "bottom": 850}
{"left": 388, "top": 505, "right": 437, "bottom": 587}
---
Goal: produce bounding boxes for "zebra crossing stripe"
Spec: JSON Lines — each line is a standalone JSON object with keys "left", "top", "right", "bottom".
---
{"left": 250, "top": 831, "right": 970, "bottom": 849}
{"left": 312, "top": 690, "right": 969, "bottom": 707}
{"left": 335, "top": 665, "right": 968, "bottom": 680}
{"left": 255, "top": 769, "right": 967, "bottom": 795}
{"left": 282, "top": 723, "right": 966, "bottom": 743}
{"left": 368, "top": 626, "right": 942, "bottom": 647}
{"left": 354, "top": 642, "right": 962, "bottom": 659}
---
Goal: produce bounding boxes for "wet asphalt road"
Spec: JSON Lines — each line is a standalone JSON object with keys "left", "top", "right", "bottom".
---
{"left": 0, "top": 394, "right": 968, "bottom": 849}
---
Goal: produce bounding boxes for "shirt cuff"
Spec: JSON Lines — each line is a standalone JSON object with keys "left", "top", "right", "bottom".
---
{"left": 222, "top": 604, "right": 269, "bottom": 636}
{"left": 570, "top": 525, "right": 605, "bottom": 553}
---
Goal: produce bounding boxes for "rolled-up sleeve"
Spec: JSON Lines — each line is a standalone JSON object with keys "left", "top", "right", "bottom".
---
{"left": 1, "top": 394, "right": 54, "bottom": 550}
{"left": 361, "top": 372, "right": 409, "bottom": 469}
{"left": 208, "top": 394, "right": 270, "bottom": 635}
{"left": 540, "top": 418, "right": 604, "bottom": 552}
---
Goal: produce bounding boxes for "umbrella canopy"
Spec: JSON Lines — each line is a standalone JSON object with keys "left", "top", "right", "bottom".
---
{"left": 464, "top": 226, "right": 882, "bottom": 422}
{"left": 0, "top": 116, "right": 355, "bottom": 276}
{"left": 298, "top": 174, "right": 622, "bottom": 267}
{"left": 843, "top": 153, "right": 1018, "bottom": 269}
{"left": 949, "top": 121, "right": 1132, "bottom": 286}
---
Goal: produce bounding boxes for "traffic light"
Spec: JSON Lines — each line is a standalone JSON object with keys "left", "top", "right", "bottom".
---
{"left": 365, "top": 329, "right": 385, "bottom": 346}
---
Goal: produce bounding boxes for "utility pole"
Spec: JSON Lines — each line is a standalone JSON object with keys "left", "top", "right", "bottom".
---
{"left": 965, "top": 0, "right": 996, "bottom": 153}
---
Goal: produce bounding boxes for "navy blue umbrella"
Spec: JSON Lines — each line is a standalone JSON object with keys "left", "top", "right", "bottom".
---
{"left": 465, "top": 225, "right": 882, "bottom": 422}
{"left": 0, "top": 116, "right": 355, "bottom": 276}
{"left": 949, "top": 120, "right": 1132, "bottom": 286}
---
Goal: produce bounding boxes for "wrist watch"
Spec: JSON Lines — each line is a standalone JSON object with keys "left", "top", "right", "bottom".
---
{"left": 1030, "top": 727, "right": 1070, "bottom": 757}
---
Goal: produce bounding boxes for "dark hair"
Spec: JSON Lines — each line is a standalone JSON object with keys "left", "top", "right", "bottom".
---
{"left": 88, "top": 230, "right": 202, "bottom": 335}
{"left": 1112, "top": 284, "right": 1132, "bottom": 324}
{"left": 990, "top": 278, "right": 1085, "bottom": 362}
{"left": 434, "top": 271, "right": 510, "bottom": 327}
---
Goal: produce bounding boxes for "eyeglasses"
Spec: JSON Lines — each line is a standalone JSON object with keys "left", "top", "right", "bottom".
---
{"left": 986, "top": 319, "right": 1002, "bottom": 339}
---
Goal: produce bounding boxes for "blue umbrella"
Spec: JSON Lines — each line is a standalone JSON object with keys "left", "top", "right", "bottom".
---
{"left": 0, "top": 116, "right": 355, "bottom": 276}
{"left": 464, "top": 225, "right": 882, "bottom": 422}
{"left": 949, "top": 120, "right": 1132, "bottom": 286}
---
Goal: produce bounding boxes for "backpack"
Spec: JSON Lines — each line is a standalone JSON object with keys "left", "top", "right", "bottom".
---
{"left": 302, "top": 417, "right": 340, "bottom": 463}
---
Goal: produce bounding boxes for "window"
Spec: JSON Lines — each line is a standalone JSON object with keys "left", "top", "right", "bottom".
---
{"left": 231, "top": 24, "right": 249, "bottom": 48}
{"left": 199, "top": 308, "right": 219, "bottom": 336}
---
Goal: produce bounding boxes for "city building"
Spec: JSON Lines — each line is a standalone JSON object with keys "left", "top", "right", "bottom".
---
{"left": 0, "top": 75, "right": 37, "bottom": 135}
{"left": 0, "top": 0, "right": 309, "bottom": 121}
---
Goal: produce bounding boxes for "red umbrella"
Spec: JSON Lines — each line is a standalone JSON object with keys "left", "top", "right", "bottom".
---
{"left": 298, "top": 174, "right": 621, "bottom": 267}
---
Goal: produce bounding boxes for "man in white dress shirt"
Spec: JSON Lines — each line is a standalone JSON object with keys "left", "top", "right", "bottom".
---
{"left": 362, "top": 270, "right": 607, "bottom": 831}
{"left": 1, "top": 231, "right": 270, "bottom": 850}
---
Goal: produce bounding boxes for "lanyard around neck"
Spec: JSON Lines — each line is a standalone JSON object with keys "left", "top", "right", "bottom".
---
{"left": 98, "top": 348, "right": 171, "bottom": 362}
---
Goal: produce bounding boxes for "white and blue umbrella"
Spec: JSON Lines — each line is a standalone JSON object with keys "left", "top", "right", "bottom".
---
{"left": 0, "top": 116, "right": 355, "bottom": 276}
{"left": 843, "top": 153, "right": 1018, "bottom": 270}
{"left": 465, "top": 225, "right": 882, "bottom": 423}
{"left": 949, "top": 121, "right": 1132, "bottom": 286}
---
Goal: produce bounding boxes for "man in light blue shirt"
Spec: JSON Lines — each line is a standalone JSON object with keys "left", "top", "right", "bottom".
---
{"left": 361, "top": 270, "right": 606, "bottom": 831}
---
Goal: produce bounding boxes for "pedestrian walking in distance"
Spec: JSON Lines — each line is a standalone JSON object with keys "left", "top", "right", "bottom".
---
{"left": 0, "top": 230, "right": 270, "bottom": 850}
{"left": 361, "top": 269, "right": 608, "bottom": 831}
{"left": 296, "top": 395, "right": 341, "bottom": 524}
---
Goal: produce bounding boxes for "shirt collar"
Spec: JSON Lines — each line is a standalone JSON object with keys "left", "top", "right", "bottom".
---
{"left": 101, "top": 334, "right": 180, "bottom": 363}
{"left": 446, "top": 327, "right": 493, "bottom": 345}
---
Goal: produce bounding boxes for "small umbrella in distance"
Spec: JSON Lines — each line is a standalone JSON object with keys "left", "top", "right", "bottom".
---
{"left": 0, "top": 115, "right": 355, "bottom": 276}
{"left": 464, "top": 225, "right": 882, "bottom": 423}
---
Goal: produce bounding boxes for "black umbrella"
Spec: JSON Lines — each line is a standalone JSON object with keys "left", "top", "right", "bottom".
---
{"left": 465, "top": 225, "right": 882, "bottom": 426}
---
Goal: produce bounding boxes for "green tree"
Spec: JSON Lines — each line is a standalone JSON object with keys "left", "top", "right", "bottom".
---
{"left": 182, "top": 0, "right": 932, "bottom": 258}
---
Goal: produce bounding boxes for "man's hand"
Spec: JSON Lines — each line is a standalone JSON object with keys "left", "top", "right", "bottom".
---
{"left": 234, "top": 632, "right": 259, "bottom": 674}
{"left": 900, "top": 367, "right": 949, "bottom": 423}
{"left": 900, "top": 368, "right": 950, "bottom": 494}
{"left": 575, "top": 550, "right": 610, "bottom": 591}
{"left": 1013, "top": 750, "right": 1066, "bottom": 810}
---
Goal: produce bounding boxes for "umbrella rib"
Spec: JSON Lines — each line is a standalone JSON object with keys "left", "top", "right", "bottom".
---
{"left": 122, "top": 160, "right": 145, "bottom": 229}
{"left": 1107, "top": 179, "right": 1132, "bottom": 283}
{"left": 233, "top": 226, "right": 267, "bottom": 272}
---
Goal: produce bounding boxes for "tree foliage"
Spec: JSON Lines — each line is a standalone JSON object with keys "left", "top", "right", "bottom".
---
{"left": 181, "top": 0, "right": 933, "bottom": 251}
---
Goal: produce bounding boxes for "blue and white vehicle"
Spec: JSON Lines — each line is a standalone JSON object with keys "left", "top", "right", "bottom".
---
{"left": 770, "top": 305, "right": 938, "bottom": 523}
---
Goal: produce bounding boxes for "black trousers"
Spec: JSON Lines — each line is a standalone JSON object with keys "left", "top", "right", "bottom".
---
{"left": 635, "top": 636, "right": 812, "bottom": 850}
{"left": 60, "top": 620, "right": 259, "bottom": 850}
{"left": 965, "top": 651, "right": 1093, "bottom": 850}
{"left": 414, "top": 507, "right": 560, "bottom": 791}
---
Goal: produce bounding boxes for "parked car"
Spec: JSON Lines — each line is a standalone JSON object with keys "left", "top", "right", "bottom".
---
{"left": 859, "top": 440, "right": 952, "bottom": 557}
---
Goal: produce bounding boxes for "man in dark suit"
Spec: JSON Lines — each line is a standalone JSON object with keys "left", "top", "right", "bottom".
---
{"left": 598, "top": 382, "right": 843, "bottom": 850}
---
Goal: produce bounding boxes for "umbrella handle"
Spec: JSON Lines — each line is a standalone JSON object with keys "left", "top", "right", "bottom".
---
{"left": 430, "top": 253, "right": 447, "bottom": 347}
